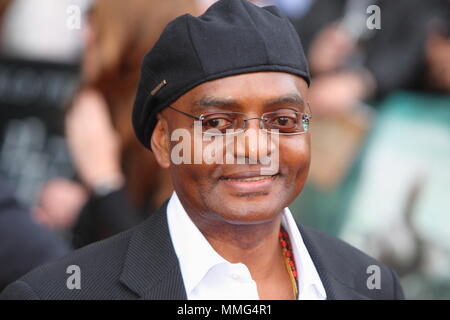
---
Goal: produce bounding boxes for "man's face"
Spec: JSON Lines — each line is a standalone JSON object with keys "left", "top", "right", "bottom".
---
{"left": 156, "top": 72, "right": 310, "bottom": 226}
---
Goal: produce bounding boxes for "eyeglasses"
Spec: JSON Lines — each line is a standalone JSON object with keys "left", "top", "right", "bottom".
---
{"left": 167, "top": 104, "right": 312, "bottom": 136}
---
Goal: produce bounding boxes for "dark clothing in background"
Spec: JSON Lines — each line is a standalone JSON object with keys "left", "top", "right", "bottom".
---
{"left": 71, "top": 187, "right": 150, "bottom": 249}
{"left": 0, "top": 180, "right": 69, "bottom": 291}
{"left": 1, "top": 200, "right": 404, "bottom": 300}
{"left": 291, "top": 0, "right": 449, "bottom": 98}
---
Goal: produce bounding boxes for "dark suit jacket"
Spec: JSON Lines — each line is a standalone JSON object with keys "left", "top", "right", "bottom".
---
{"left": 0, "top": 201, "right": 404, "bottom": 300}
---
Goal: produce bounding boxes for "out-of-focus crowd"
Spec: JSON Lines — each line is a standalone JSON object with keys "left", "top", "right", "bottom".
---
{"left": 0, "top": 0, "right": 449, "bottom": 299}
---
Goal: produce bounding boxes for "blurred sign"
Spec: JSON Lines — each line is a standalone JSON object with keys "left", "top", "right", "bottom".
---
{"left": 0, "top": 57, "right": 80, "bottom": 206}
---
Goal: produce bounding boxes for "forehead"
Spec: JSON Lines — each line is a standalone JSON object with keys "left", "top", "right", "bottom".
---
{"left": 172, "top": 72, "right": 308, "bottom": 111}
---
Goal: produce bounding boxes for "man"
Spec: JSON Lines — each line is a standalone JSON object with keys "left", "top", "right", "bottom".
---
{"left": 1, "top": 0, "right": 403, "bottom": 300}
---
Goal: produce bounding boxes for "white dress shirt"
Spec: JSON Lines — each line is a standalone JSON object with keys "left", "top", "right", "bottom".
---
{"left": 167, "top": 192, "right": 326, "bottom": 300}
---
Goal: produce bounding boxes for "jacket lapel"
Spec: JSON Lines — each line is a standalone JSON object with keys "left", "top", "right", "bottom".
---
{"left": 119, "top": 201, "right": 187, "bottom": 300}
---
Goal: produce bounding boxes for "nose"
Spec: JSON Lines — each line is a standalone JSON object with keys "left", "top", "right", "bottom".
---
{"left": 232, "top": 118, "right": 274, "bottom": 165}
{"left": 244, "top": 117, "right": 265, "bottom": 131}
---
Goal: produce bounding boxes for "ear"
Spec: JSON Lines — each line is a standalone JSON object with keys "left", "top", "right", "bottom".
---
{"left": 151, "top": 114, "right": 171, "bottom": 169}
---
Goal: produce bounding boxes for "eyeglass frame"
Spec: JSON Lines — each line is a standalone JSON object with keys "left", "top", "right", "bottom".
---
{"left": 166, "top": 103, "right": 312, "bottom": 136}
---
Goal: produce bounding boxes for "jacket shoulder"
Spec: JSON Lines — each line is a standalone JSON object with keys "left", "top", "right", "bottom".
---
{"left": 300, "top": 225, "right": 404, "bottom": 300}
{"left": 301, "top": 225, "right": 378, "bottom": 264}
{"left": 1, "top": 227, "right": 137, "bottom": 300}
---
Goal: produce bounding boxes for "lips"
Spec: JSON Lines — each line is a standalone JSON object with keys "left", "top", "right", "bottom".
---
{"left": 221, "top": 175, "right": 272, "bottom": 182}
{"left": 220, "top": 171, "right": 279, "bottom": 181}
{"left": 219, "top": 171, "right": 279, "bottom": 194}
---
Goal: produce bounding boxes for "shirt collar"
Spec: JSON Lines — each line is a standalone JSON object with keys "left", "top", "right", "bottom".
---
{"left": 167, "top": 191, "right": 326, "bottom": 299}
{"left": 167, "top": 192, "right": 226, "bottom": 294}
{"left": 282, "top": 207, "right": 327, "bottom": 299}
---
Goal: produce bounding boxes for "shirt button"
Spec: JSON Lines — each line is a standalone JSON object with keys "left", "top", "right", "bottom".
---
{"left": 231, "top": 274, "right": 240, "bottom": 280}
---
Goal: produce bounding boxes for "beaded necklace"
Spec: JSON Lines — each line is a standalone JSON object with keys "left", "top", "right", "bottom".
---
{"left": 279, "top": 228, "right": 298, "bottom": 299}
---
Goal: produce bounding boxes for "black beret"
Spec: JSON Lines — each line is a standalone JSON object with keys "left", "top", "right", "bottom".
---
{"left": 132, "top": 0, "right": 310, "bottom": 149}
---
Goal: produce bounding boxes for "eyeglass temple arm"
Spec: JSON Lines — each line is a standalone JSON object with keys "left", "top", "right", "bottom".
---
{"left": 167, "top": 105, "right": 202, "bottom": 120}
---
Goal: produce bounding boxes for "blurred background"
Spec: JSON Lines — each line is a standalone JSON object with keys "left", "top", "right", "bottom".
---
{"left": 0, "top": 0, "right": 448, "bottom": 299}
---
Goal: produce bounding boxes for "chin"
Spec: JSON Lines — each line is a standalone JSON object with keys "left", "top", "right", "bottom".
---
{"left": 209, "top": 193, "right": 285, "bottom": 225}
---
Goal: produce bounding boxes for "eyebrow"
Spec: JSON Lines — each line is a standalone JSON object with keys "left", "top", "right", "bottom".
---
{"left": 190, "top": 93, "right": 305, "bottom": 113}
{"left": 263, "top": 93, "right": 305, "bottom": 107}
{"left": 190, "top": 96, "right": 239, "bottom": 113}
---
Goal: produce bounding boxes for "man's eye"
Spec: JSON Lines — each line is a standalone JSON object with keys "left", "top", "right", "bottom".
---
{"left": 204, "top": 118, "right": 231, "bottom": 128}
{"left": 273, "top": 116, "right": 296, "bottom": 127}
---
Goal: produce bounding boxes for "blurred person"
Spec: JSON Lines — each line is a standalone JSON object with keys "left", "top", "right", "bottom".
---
{"left": 0, "top": 178, "right": 69, "bottom": 291}
{"left": 290, "top": 0, "right": 449, "bottom": 117}
{"left": 2, "top": 0, "right": 403, "bottom": 300}
{"left": 288, "top": 0, "right": 449, "bottom": 233}
{"left": 35, "top": 0, "right": 198, "bottom": 247}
